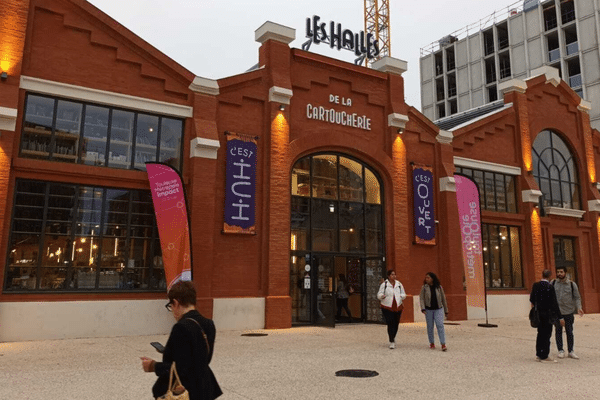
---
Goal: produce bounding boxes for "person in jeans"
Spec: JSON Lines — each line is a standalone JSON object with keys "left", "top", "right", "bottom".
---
{"left": 419, "top": 272, "right": 449, "bottom": 351}
{"left": 552, "top": 266, "right": 584, "bottom": 359}
{"left": 377, "top": 270, "right": 406, "bottom": 349}
{"left": 336, "top": 274, "right": 353, "bottom": 322}
{"left": 530, "top": 269, "right": 564, "bottom": 363}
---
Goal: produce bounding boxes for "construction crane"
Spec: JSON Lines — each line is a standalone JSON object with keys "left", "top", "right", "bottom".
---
{"left": 364, "top": 0, "right": 390, "bottom": 67}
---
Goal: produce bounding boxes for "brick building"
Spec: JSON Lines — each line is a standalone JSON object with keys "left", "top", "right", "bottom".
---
{"left": 1, "top": 0, "right": 600, "bottom": 341}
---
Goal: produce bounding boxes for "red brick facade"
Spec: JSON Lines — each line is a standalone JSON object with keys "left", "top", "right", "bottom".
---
{"left": 2, "top": 0, "right": 600, "bottom": 332}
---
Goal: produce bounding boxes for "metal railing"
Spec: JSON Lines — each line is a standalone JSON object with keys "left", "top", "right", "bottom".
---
{"left": 437, "top": 91, "right": 445, "bottom": 102}
{"left": 545, "top": 17, "right": 558, "bottom": 31}
{"left": 486, "top": 73, "right": 497, "bottom": 84}
{"left": 566, "top": 42, "right": 579, "bottom": 55}
{"left": 548, "top": 48, "right": 560, "bottom": 62}
{"left": 421, "top": 0, "right": 523, "bottom": 56}
{"left": 498, "top": 37, "right": 509, "bottom": 50}
{"left": 569, "top": 74, "right": 582, "bottom": 88}
{"left": 500, "top": 67, "right": 512, "bottom": 80}
{"left": 447, "top": 61, "right": 455, "bottom": 71}
{"left": 448, "top": 87, "right": 457, "bottom": 98}
{"left": 562, "top": 9, "right": 576, "bottom": 24}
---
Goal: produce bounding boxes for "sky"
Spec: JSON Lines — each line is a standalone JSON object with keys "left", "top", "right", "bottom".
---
{"left": 87, "top": 0, "right": 520, "bottom": 111}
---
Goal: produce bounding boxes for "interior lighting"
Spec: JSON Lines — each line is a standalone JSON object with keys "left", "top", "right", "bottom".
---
{"left": 279, "top": 104, "right": 285, "bottom": 111}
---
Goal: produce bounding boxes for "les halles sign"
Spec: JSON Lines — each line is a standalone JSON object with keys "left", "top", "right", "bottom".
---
{"left": 303, "top": 15, "right": 380, "bottom": 65}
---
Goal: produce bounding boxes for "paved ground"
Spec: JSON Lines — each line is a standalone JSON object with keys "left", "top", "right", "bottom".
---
{"left": 1, "top": 315, "right": 600, "bottom": 399}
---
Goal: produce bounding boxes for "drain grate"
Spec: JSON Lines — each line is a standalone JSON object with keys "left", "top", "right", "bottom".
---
{"left": 335, "top": 369, "right": 379, "bottom": 378}
{"left": 241, "top": 333, "right": 268, "bottom": 337}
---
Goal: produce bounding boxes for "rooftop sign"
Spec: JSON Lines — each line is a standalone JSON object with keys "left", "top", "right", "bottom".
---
{"left": 302, "top": 15, "right": 380, "bottom": 65}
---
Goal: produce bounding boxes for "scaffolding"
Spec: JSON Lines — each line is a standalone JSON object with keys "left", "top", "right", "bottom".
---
{"left": 364, "top": 0, "right": 390, "bottom": 67}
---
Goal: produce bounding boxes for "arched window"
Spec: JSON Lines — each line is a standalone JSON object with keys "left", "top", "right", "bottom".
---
{"left": 532, "top": 130, "right": 580, "bottom": 209}
{"left": 290, "top": 153, "right": 383, "bottom": 255}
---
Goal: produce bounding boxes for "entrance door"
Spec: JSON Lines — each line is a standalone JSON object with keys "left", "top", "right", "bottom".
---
{"left": 554, "top": 237, "right": 577, "bottom": 283}
{"left": 313, "top": 255, "right": 335, "bottom": 327}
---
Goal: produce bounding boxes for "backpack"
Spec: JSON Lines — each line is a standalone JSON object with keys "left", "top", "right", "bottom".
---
{"left": 551, "top": 279, "right": 575, "bottom": 300}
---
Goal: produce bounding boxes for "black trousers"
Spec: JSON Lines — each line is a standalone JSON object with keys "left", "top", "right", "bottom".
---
{"left": 381, "top": 308, "right": 402, "bottom": 342}
{"left": 555, "top": 313, "right": 575, "bottom": 353}
{"left": 336, "top": 298, "right": 352, "bottom": 319}
{"left": 536, "top": 317, "right": 553, "bottom": 360}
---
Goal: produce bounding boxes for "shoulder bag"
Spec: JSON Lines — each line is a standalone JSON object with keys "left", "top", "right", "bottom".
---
{"left": 156, "top": 362, "right": 189, "bottom": 400}
{"left": 529, "top": 305, "right": 540, "bottom": 328}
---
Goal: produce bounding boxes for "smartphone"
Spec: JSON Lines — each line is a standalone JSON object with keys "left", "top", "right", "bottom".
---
{"left": 150, "top": 341, "right": 165, "bottom": 353}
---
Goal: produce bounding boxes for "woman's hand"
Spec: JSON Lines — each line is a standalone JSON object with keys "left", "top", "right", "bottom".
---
{"left": 140, "top": 357, "right": 155, "bottom": 373}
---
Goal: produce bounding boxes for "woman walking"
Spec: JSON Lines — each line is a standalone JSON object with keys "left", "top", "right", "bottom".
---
{"left": 419, "top": 272, "right": 449, "bottom": 351}
{"left": 377, "top": 270, "right": 406, "bottom": 349}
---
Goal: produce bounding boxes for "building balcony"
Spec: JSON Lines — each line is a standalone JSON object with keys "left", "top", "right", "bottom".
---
{"left": 500, "top": 67, "right": 512, "bottom": 80}
{"left": 566, "top": 41, "right": 578, "bottom": 56}
{"left": 548, "top": 48, "right": 560, "bottom": 62}
{"left": 562, "top": 10, "right": 576, "bottom": 24}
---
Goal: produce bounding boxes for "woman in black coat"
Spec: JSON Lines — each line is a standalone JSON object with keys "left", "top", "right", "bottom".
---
{"left": 141, "top": 281, "right": 222, "bottom": 400}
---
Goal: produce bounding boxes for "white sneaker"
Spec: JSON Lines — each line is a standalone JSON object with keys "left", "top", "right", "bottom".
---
{"left": 557, "top": 350, "right": 565, "bottom": 359}
{"left": 568, "top": 352, "right": 579, "bottom": 359}
{"left": 389, "top": 342, "right": 395, "bottom": 349}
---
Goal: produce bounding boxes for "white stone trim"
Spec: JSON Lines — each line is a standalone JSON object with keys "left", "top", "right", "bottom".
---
{"left": 439, "top": 176, "right": 456, "bottom": 192}
{"left": 189, "top": 77, "right": 219, "bottom": 96}
{"left": 529, "top": 66, "right": 560, "bottom": 87}
{"left": 190, "top": 137, "right": 220, "bottom": 159}
{"left": 387, "top": 113, "right": 408, "bottom": 131}
{"left": 545, "top": 207, "right": 586, "bottom": 218}
{"left": 522, "top": 189, "right": 543, "bottom": 203}
{"left": 255, "top": 21, "right": 295, "bottom": 45}
{"left": 0, "top": 106, "right": 18, "bottom": 131}
{"left": 578, "top": 99, "right": 592, "bottom": 113}
{"left": 372, "top": 57, "right": 408, "bottom": 76}
{"left": 588, "top": 200, "right": 600, "bottom": 212}
{"left": 436, "top": 129, "right": 453, "bottom": 144}
{"left": 20, "top": 75, "right": 193, "bottom": 118}
{"left": 454, "top": 156, "right": 521, "bottom": 175}
{"left": 0, "top": 300, "right": 172, "bottom": 342}
{"left": 269, "top": 86, "right": 293, "bottom": 105}
{"left": 212, "top": 297, "right": 265, "bottom": 330}
{"left": 498, "top": 79, "right": 527, "bottom": 95}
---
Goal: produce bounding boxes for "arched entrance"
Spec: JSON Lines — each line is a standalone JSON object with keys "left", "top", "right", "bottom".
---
{"left": 289, "top": 153, "right": 386, "bottom": 326}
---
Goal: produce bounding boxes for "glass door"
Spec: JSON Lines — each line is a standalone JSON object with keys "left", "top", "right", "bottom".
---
{"left": 553, "top": 237, "right": 577, "bottom": 283}
{"left": 364, "top": 257, "right": 386, "bottom": 323}
{"left": 313, "top": 254, "right": 335, "bottom": 327}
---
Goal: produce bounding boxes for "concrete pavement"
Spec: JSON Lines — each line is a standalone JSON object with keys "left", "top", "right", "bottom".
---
{"left": 1, "top": 315, "right": 600, "bottom": 399}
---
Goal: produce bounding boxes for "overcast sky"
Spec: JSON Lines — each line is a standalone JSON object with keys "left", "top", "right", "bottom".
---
{"left": 87, "top": 0, "right": 520, "bottom": 111}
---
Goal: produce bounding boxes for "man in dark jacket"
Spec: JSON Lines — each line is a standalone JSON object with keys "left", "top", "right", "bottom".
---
{"left": 530, "top": 269, "right": 564, "bottom": 363}
{"left": 141, "top": 281, "right": 222, "bottom": 400}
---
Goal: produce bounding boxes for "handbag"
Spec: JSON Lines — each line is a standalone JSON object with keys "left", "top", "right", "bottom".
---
{"left": 529, "top": 305, "right": 540, "bottom": 328}
{"left": 156, "top": 362, "right": 189, "bottom": 400}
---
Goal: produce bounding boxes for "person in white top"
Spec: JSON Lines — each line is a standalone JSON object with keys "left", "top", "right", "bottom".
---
{"left": 377, "top": 270, "right": 407, "bottom": 349}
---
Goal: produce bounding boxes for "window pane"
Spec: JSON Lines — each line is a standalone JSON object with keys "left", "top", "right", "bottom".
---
{"left": 472, "top": 170, "right": 485, "bottom": 207}
{"left": 77, "top": 187, "right": 103, "bottom": 236}
{"left": 82, "top": 105, "right": 109, "bottom": 166}
{"left": 499, "top": 226, "right": 512, "bottom": 287}
{"left": 22, "top": 95, "right": 54, "bottom": 159}
{"left": 159, "top": 118, "right": 183, "bottom": 170}
{"left": 53, "top": 100, "right": 81, "bottom": 163}
{"left": 339, "top": 157, "right": 363, "bottom": 202}
{"left": 39, "top": 235, "right": 70, "bottom": 290}
{"left": 489, "top": 226, "right": 501, "bottom": 287}
{"left": 292, "top": 157, "right": 311, "bottom": 197}
{"left": 484, "top": 172, "right": 495, "bottom": 210}
{"left": 505, "top": 175, "right": 517, "bottom": 213}
{"left": 550, "top": 179, "right": 562, "bottom": 206}
{"left": 311, "top": 199, "right": 337, "bottom": 251}
{"left": 365, "top": 168, "right": 381, "bottom": 204}
{"left": 291, "top": 197, "right": 309, "bottom": 251}
{"left": 571, "top": 184, "right": 580, "bottom": 209}
{"left": 312, "top": 155, "right": 337, "bottom": 199}
{"left": 6, "top": 233, "right": 41, "bottom": 291}
{"left": 108, "top": 110, "right": 133, "bottom": 169}
{"left": 510, "top": 227, "right": 522, "bottom": 288}
{"left": 339, "top": 202, "right": 364, "bottom": 253}
{"left": 365, "top": 204, "right": 382, "bottom": 255}
{"left": 134, "top": 114, "right": 159, "bottom": 170}
{"left": 495, "top": 174, "right": 506, "bottom": 212}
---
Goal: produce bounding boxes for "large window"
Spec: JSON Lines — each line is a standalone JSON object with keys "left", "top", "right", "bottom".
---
{"left": 455, "top": 167, "right": 517, "bottom": 213}
{"left": 4, "top": 180, "right": 165, "bottom": 292}
{"left": 20, "top": 94, "right": 184, "bottom": 171}
{"left": 482, "top": 223, "right": 523, "bottom": 289}
{"left": 532, "top": 130, "right": 580, "bottom": 209}
{"left": 291, "top": 154, "right": 383, "bottom": 256}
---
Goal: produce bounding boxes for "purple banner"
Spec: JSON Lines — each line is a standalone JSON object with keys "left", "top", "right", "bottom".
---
{"left": 413, "top": 164, "right": 435, "bottom": 244}
{"left": 224, "top": 133, "right": 257, "bottom": 234}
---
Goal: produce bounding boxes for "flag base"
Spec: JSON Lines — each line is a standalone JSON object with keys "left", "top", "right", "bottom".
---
{"left": 477, "top": 323, "right": 498, "bottom": 328}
